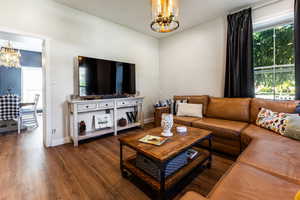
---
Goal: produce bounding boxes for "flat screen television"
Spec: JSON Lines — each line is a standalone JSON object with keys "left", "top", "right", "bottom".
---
{"left": 78, "top": 56, "right": 136, "bottom": 97}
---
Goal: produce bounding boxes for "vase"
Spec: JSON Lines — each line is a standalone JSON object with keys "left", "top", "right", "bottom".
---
{"left": 161, "top": 114, "right": 174, "bottom": 137}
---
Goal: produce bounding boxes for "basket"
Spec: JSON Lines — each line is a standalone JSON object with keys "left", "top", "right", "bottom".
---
{"left": 136, "top": 151, "right": 188, "bottom": 181}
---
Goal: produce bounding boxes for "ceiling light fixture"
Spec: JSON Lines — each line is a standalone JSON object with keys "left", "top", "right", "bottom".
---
{"left": 151, "top": 0, "right": 179, "bottom": 33}
{"left": 0, "top": 41, "right": 21, "bottom": 68}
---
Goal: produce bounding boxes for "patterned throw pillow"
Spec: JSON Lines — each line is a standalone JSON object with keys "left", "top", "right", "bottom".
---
{"left": 256, "top": 108, "right": 289, "bottom": 135}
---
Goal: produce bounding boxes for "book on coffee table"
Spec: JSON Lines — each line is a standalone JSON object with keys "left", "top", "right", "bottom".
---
{"left": 186, "top": 148, "right": 199, "bottom": 160}
{"left": 139, "top": 135, "right": 168, "bottom": 146}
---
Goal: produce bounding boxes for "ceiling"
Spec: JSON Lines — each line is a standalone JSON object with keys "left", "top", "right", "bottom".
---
{"left": 54, "top": 0, "right": 267, "bottom": 38}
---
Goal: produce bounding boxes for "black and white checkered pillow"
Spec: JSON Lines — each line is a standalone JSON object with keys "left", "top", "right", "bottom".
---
{"left": 0, "top": 95, "right": 20, "bottom": 120}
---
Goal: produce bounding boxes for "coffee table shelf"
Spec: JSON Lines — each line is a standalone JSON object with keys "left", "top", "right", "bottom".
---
{"left": 123, "top": 148, "right": 209, "bottom": 190}
{"left": 119, "top": 125, "right": 212, "bottom": 200}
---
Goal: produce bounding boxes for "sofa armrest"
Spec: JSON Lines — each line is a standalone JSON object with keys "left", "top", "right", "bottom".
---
{"left": 180, "top": 191, "right": 209, "bottom": 200}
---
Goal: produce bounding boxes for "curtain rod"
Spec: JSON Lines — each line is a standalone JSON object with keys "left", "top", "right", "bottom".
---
{"left": 229, "top": 0, "right": 283, "bottom": 15}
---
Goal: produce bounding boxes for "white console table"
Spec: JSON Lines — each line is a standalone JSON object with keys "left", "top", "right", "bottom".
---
{"left": 68, "top": 97, "right": 144, "bottom": 147}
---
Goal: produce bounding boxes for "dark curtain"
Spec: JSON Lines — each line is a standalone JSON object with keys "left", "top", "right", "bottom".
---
{"left": 295, "top": 0, "right": 300, "bottom": 100}
{"left": 224, "top": 8, "right": 254, "bottom": 98}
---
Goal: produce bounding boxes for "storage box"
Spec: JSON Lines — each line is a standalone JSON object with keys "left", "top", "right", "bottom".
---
{"left": 0, "top": 120, "right": 18, "bottom": 133}
{"left": 136, "top": 151, "right": 188, "bottom": 181}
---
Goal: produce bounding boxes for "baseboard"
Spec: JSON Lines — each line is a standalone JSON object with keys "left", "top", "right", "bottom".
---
{"left": 144, "top": 117, "right": 154, "bottom": 124}
{"left": 50, "top": 136, "right": 71, "bottom": 147}
{"left": 50, "top": 118, "right": 154, "bottom": 147}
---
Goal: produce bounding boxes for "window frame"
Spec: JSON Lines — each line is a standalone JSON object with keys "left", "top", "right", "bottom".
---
{"left": 253, "top": 21, "right": 295, "bottom": 100}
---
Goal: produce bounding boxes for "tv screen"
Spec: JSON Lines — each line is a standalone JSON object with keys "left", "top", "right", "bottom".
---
{"left": 78, "top": 56, "right": 136, "bottom": 97}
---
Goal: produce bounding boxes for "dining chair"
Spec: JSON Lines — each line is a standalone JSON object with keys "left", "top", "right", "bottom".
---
{"left": 20, "top": 94, "right": 40, "bottom": 128}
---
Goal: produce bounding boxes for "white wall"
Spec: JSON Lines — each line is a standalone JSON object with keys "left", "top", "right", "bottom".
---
{"left": 159, "top": 17, "right": 227, "bottom": 99}
{"left": 0, "top": 0, "right": 160, "bottom": 144}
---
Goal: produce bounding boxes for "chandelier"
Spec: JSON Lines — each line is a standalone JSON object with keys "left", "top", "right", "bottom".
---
{"left": 151, "top": 0, "right": 179, "bottom": 33}
{"left": 0, "top": 41, "right": 21, "bottom": 68}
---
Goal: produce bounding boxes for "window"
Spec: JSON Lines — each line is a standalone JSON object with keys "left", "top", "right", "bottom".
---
{"left": 79, "top": 67, "right": 87, "bottom": 96}
{"left": 22, "top": 67, "right": 43, "bottom": 110}
{"left": 253, "top": 23, "right": 295, "bottom": 100}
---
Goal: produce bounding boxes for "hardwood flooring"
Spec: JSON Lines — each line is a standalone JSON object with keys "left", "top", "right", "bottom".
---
{"left": 0, "top": 122, "right": 234, "bottom": 200}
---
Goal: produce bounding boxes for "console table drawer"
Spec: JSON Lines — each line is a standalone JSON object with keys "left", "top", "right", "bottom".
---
{"left": 77, "top": 103, "right": 97, "bottom": 112}
{"left": 117, "top": 99, "right": 142, "bottom": 107}
{"left": 117, "top": 101, "right": 130, "bottom": 107}
{"left": 98, "top": 102, "right": 114, "bottom": 109}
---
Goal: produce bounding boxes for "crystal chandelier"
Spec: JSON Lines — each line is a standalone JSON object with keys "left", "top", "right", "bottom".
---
{"left": 0, "top": 41, "right": 21, "bottom": 68}
{"left": 151, "top": 0, "right": 179, "bottom": 33}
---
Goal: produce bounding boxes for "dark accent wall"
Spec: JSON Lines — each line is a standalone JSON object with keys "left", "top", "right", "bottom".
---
{"left": 0, "top": 50, "right": 42, "bottom": 96}
{"left": 0, "top": 67, "right": 21, "bottom": 95}
{"left": 20, "top": 50, "right": 42, "bottom": 67}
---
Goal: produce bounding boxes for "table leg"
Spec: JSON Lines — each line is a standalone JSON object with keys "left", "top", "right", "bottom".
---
{"left": 120, "top": 143, "right": 125, "bottom": 177}
{"left": 159, "top": 162, "right": 166, "bottom": 200}
{"left": 207, "top": 135, "right": 212, "bottom": 169}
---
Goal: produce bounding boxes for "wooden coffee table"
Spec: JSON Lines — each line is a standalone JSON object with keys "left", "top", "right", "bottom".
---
{"left": 119, "top": 125, "right": 212, "bottom": 199}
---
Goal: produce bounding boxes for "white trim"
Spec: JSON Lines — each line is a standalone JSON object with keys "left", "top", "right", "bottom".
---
{"left": 144, "top": 117, "right": 154, "bottom": 124}
{"left": 254, "top": 64, "right": 295, "bottom": 70}
{"left": 42, "top": 40, "right": 52, "bottom": 147}
{"left": 254, "top": 12, "right": 294, "bottom": 32}
{"left": 51, "top": 136, "right": 71, "bottom": 147}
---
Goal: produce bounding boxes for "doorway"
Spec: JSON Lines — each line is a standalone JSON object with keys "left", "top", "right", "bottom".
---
{"left": 0, "top": 30, "right": 50, "bottom": 146}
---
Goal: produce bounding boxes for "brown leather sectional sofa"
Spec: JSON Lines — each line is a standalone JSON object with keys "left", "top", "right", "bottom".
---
{"left": 173, "top": 95, "right": 300, "bottom": 200}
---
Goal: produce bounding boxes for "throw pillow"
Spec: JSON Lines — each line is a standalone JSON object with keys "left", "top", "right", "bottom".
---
{"left": 173, "top": 99, "right": 188, "bottom": 115}
{"left": 159, "top": 99, "right": 168, "bottom": 107}
{"left": 177, "top": 103, "right": 203, "bottom": 118}
{"left": 188, "top": 96, "right": 209, "bottom": 115}
{"left": 295, "top": 103, "right": 300, "bottom": 115}
{"left": 283, "top": 115, "right": 300, "bottom": 141}
{"left": 256, "top": 108, "right": 289, "bottom": 135}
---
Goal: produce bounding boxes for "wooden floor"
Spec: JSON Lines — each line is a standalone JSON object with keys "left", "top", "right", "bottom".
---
{"left": 0, "top": 122, "right": 234, "bottom": 200}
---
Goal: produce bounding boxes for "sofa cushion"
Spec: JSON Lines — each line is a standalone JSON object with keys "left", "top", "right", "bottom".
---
{"left": 192, "top": 118, "right": 248, "bottom": 141}
{"left": 188, "top": 95, "right": 209, "bottom": 115}
{"left": 174, "top": 96, "right": 191, "bottom": 101}
{"left": 240, "top": 124, "right": 281, "bottom": 149}
{"left": 180, "top": 191, "right": 208, "bottom": 200}
{"left": 173, "top": 116, "right": 200, "bottom": 126}
{"left": 209, "top": 163, "right": 300, "bottom": 200}
{"left": 238, "top": 135, "right": 300, "bottom": 184}
{"left": 200, "top": 136, "right": 241, "bottom": 156}
{"left": 206, "top": 97, "right": 251, "bottom": 122}
{"left": 250, "top": 98, "right": 299, "bottom": 123}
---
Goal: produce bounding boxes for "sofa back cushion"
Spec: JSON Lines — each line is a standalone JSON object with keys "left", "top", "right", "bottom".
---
{"left": 174, "top": 95, "right": 209, "bottom": 115}
{"left": 206, "top": 97, "right": 251, "bottom": 122}
{"left": 188, "top": 96, "right": 209, "bottom": 115}
{"left": 250, "top": 98, "right": 300, "bottom": 123}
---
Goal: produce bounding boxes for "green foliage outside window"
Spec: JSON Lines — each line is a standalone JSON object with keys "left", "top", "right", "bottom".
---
{"left": 253, "top": 23, "right": 295, "bottom": 100}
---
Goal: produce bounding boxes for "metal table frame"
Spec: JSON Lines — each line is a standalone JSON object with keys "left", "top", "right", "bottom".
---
{"left": 120, "top": 134, "right": 212, "bottom": 200}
